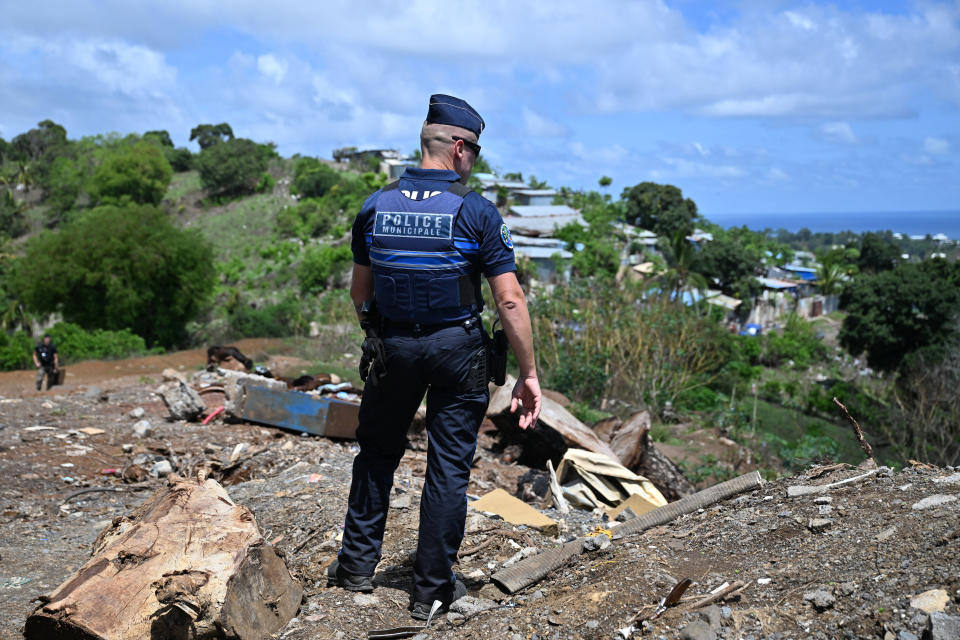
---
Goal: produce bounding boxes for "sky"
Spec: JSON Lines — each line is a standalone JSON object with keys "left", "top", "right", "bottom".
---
{"left": 1, "top": 0, "right": 958, "bottom": 215}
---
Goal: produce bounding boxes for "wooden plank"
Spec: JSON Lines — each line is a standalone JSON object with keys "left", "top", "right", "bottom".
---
{"left": 239, "top": 385, "right": 359, "bottom": 439}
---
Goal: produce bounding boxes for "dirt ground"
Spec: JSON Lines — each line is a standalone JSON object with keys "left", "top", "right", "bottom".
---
{"left": 0, "top": 347, "right": 958, "bottom": 639}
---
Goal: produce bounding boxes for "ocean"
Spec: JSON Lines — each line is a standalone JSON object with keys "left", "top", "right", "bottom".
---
{"left": 703, "top": 210, "right": 960, "bottom": 240}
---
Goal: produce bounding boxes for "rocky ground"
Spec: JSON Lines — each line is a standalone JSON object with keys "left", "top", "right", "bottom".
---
{"left": 0, "top": 352, "right": 958, "bottom": 640}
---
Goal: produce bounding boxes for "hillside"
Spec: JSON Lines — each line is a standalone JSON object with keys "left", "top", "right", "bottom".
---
{"left": 0, "top": 359, "right": 956, "bottom": 639}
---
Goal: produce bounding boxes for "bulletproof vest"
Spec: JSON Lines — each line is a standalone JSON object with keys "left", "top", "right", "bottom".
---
{"left": 36, "top": 344, "right": 55, "bottom": 364}
{"left": 370, "top": 181, "right": 480, "bottom": 324}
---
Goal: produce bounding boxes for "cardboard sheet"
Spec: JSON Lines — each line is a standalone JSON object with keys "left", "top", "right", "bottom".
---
{"left": 470, "top": 488, "right": 559, "bottom": 536}
{"left": 551, "top": 448, "right": 667, "bottom": 510}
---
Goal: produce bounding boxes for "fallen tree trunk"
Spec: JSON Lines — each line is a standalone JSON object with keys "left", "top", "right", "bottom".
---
{"left": 25, "top": 474, "right": 302, "bottom": 640}
{"left": 487, "top": 376, "right": 619, "bottom": 466}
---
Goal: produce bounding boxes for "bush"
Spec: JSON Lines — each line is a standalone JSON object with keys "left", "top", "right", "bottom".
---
{"left": 46, "top": 322, "right": 150, "bottom": 362}
{"left": 277, "top": 199, "right": 342, "bottom": 240}
{"left": 292, "top": 157, "right": 341, "bottom": 198}
{"left": 14, "top": 203, "right": 215, "bottom": 347}
{"left": 675, "top": 385, "right": 723, "bottom": 412}
{"left": 0, "top": 331, "right": 35, "bottom": 370}
{"left": 194, "top": 138, "right": 275, "bottom": 197}
{"left": 255, "top": 172, "right": 275, "bottom": 194}
{"left": 759, "top": 313, "right": 828, "bottom": 369}
{"left": 164, "top": 147, "right": 193, "bottom": 172}
{"left": 227, "top": 300, "right": 305, "bottom": 338}
{"left": 297, "top": 244, "right": 352, "bottom": 294}
{"left": 532, "top": 280, "right": 728, "bottom": 412}
{"left": 90, "top": 141, "right": 173, "bottom": 206}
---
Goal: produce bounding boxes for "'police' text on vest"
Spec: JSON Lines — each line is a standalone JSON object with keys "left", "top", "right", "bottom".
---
{"left": 374, "top": 212, "right": 453, "bottom": 240}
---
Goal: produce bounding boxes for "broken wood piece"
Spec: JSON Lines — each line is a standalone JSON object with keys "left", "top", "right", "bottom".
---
{"left": 545, "top": 459, "right": 569, "bottom": 514}
{"left": 26, "top": 475, "right": 302, "bottom": 640}
{"left": 493, "top": 472, "right": 763, "bottom": 594}
{"left": 786, "top": 468, "right": 879, "bottom": 497}
{"left": 832, "top": 397, "right": 876, "bottom": 465}
{"left": 681, "top": 581, "right": 747, "bottom": 612}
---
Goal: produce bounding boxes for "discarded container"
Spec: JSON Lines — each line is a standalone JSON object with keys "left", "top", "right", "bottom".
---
{"left": 237, "top": 385, "right": 359, "bottom": 439}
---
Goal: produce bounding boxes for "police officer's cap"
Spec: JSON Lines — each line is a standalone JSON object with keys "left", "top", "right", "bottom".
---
{"left": 426, "top": 94, "right": 485, "bottom": 138}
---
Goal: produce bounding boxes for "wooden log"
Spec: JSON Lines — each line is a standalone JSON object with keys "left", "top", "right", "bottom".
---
{"left": 25, "top": 474, "right": 302, "bottom": 640}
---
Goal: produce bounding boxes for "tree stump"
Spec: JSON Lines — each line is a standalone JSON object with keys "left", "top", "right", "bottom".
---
{"left": 25, "top": 474, "right": 302, "bottom": 640}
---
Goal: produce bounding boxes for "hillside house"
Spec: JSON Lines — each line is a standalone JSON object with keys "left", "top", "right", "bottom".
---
{"left": 506, "top": 204, "right": 583, "bottom": 238}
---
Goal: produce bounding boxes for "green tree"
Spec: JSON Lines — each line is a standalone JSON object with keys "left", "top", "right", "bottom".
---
{"left": 0, "top": 136, "right": 7, "bottom": 164}
{"left": 657, "top": 231, "right": 708, "bottom": 300}
{"left": 189, "top": 123, "right": 234, "bottom": 150}
{"left": 622, "top": 181, "right": 699, "bottom": 237}
{"left": 699, "top": 227, "right": 764, "bottom": 295}
{"left": 0, "top": 191, "right": 27, "bottom": 238}
{"left": 857, "top": 232, "right": 899, "bottom": 274}
{"left": 44, "top": 156, "right": 88, "bottom": 221}
{"left": 14, "top": 204, "right": 214, "bottom": 347}
{"left": 90, "top": 141, "right": 173, "bottom": 206}
{"left": 10, "top": 120, "right": 67, "bottom": 162}
{"left": 839, "top": 259, "right": 960, "bottom": 371}
{"left": 194, "top": 138, "right": 274, "bottom": 197}
{"left": 815, "top": 261, "right": 844, "bottom": 296}
{"left": 143, "top": 130, "right": 173, "bottom": 147}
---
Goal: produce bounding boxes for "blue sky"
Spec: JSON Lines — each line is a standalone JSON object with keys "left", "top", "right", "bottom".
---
{"left": 1, "top": 0, "right": 958, "bottom": 215}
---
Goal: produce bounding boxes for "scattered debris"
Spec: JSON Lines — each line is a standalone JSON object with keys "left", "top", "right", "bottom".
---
{"left": 912, "top": 494, "right": 957, "bottom": 510}
{"left": 131, "top": 420, "right": 152, "bottom": 439}
{"left": 910, "top": 589, "right": 949, "bottom": 613}
{"left": 807, "top": 518, "right": 833, "bottom": 533}
{"left": 156, "top": 372, "right": 205, "bottom": 421}
{"left": 550, "top": 448, "right": 666, "bottom": 512}
{"left": 470, "top": 488, "right": 558, "bottom": 536}
{"left": 803, "top": 589, "right": 836, "bottom": 611}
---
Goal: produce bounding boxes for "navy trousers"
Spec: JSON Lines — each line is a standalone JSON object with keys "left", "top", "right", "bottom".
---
{"left": 338, "top": 320, "right": 489, "bottom": 604}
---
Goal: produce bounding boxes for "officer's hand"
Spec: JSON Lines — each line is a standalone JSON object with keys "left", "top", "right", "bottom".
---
{"left": 510, "top": 375, "right": 542, "bottom": 430}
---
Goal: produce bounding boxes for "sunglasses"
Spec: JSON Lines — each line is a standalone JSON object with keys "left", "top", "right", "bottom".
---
{"left": 451, "top": 136, "right": 481, "bottom": 155}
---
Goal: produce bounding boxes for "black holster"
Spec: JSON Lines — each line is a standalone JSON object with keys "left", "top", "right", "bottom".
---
{"left": 487, "top": 325, "right": 508, "bottom": 387}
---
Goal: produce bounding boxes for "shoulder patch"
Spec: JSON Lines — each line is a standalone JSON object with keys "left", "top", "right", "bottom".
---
{"left": 500, "top": 223, "right": 514, "bottom": 250}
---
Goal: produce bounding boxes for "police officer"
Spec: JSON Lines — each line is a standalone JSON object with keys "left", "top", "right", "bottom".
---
{"left": 33, "top": 334, "right": 59, "bottom": 391}
{"left": 330, "top": 94, "right": 542, "bottom": 619}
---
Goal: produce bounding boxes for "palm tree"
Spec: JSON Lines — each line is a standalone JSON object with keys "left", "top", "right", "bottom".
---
{"left": 815, "top": 261, "right": 843, "bottom": 296}
{"left": 657, "top": 231, "right": 709, "bottom": 303}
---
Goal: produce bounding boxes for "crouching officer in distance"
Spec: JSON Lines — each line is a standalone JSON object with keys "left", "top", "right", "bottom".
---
{"left": 329, "top": 94, "right": 542, "bottom": 620}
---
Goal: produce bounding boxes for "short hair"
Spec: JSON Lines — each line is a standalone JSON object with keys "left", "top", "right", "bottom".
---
{"left": 420, "top": 122, "right": 478, "bottom": 160}
{"left": 43, "top": 334, "right": 51, "bottom": 339}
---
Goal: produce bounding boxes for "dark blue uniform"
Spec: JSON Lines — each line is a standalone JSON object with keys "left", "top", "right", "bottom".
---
{"left": 340, "top": 167, "right": 515, "bottom": 605}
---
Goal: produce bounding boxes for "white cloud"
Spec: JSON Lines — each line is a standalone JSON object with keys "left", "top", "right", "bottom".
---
{"left": 924, "top": 137, "right": 950, "bottom": 154}
{"left": 819, "top": 121, "right": 859, "bottom": 144}
{"left": 256, "top": 53, "right": 288, "bottom": 84}
{"left": 521, "top": 107, "right": 568, "bottom": 137}
{"left": 650, "top": 157, "right": 746, "bottom": 180}
{"left": 766, "top": 167, "right": 789, "bottom": 182}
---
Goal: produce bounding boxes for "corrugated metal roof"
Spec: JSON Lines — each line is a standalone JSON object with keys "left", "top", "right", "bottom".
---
{"left": 515, "top": 246, "right": 572, "bottom": 260}
{"left": 513, "top": 189, "right": 558, "bottom": 196}
{"left": 508, "top": 215, "right": 584, "bottom": 237}
{"left": 759, "top": 277, "right": 798, "bottom": 289}
{"left": 508, "top": 205, "right": 579, "bottom": 218}
{"left": 511, "top": 234, "right": 566, "bottom": 248}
